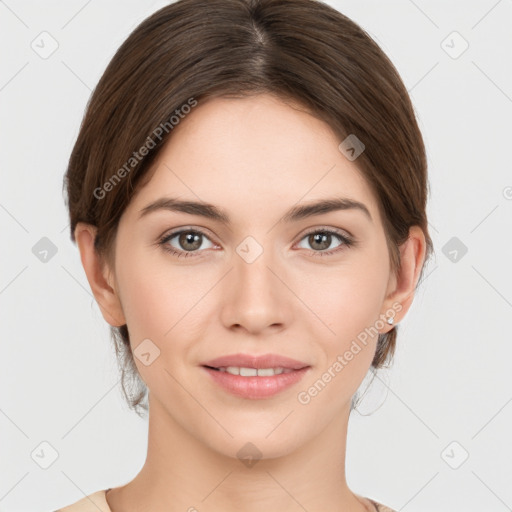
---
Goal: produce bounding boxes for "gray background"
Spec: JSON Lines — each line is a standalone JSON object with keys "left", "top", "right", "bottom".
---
{"left": 1, "top": 1, "right": 511, "bottom": 511}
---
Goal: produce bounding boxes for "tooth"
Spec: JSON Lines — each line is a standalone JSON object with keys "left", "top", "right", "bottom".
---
{"left": 240, "top": 367, "right": 258, "bottom": 377}
{"left": 221, "top": 366, "right": 290, "bottom": 376}
{"left": 257, "top": 368, "right": 275, "bottom": 377}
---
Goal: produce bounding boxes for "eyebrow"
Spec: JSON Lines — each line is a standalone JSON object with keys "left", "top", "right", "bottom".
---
{"left": 138, "top": 196, "right": 372, "bottom": 224}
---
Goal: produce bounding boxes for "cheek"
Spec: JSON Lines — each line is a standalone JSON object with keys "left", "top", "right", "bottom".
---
{"left": 295, "top": 268, "right": 384, "bottom": 413}
{"left": 302, "top": 261, "right": 387, "bottom": 341}
{"left": 297, "top": 258, "right": 388, "bottom": 403}
{"left": 115, "top": 252, "right": 214, "bottom": 344}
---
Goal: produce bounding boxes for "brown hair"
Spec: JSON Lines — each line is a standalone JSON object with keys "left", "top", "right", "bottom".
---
{"left": 63, "top": 0, "right": 434, "bottom": 416}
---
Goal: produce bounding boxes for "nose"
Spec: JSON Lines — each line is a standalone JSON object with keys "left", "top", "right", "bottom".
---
{"left": 220, "top": 242, "right": 292, "bottom": 335}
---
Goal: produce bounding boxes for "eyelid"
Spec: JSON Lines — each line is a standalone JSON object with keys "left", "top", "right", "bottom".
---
{"left": 159, "top": 225, "right": 218, "bottom": 242}
{"left": 298, "top": 225, "right": 353, "bottom": 240}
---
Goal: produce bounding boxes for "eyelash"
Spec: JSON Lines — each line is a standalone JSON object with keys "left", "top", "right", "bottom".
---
{"left": 157, "top": 227, "right": 355, "bottom": 259}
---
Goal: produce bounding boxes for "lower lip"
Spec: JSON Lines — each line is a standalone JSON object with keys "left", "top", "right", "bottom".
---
{"left": 201, "top": 366, "right": 310, "bottom": 399}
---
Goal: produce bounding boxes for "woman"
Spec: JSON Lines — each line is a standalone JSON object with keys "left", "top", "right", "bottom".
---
{"left": 57, "top": 0, "right": 433, "bottom": 510}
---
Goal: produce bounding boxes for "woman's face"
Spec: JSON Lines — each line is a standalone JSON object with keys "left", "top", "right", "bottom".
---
{"left": 109, "top": 94, "right": 398, "bottom": 458}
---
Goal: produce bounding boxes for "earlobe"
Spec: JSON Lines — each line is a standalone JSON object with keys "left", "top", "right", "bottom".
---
{"left": 382, "top": 226, "right": 427, "bottom": 329}
{"left": 74, "top": 222, "right": 126, "bottom": 327}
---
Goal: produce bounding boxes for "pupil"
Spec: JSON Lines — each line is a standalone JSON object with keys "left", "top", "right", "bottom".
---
{"left": 181, "top": 232, "right": 201, "bottom": 250}
{"left": 311, "top": 233, "right": 330, "bottom": 250}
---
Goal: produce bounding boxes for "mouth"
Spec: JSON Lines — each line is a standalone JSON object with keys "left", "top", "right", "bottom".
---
{"left": 201, "top": 353, "right": 309, "bottom": 371}
{"left": 203, "top": 365, "right": 298, "bottom": 376}
{"left": 200, "top": 354, "right": 311, "bottom": 399}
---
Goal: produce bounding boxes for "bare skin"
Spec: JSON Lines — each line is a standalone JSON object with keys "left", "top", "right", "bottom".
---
{"left": 75, "top": 93, "right": 426, "bottom": 512}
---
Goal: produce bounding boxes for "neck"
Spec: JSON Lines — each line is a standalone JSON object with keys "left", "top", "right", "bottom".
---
{"left": 106, "top": 395, "right": 371, "bottom": 512}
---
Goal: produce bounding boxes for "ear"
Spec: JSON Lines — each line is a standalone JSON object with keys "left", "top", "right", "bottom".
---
{"left": 380, "top": 225, "right": 427, "bottom": 332}
{"left": 74, "top": 222, "right": 126, "bottom": 327}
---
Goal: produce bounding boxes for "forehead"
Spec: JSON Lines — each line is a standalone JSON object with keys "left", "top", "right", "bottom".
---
{"left": 127, "top": 94, "right": 381, "bottom": 227}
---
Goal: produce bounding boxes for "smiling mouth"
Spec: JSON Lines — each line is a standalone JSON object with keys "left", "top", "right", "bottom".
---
{"left": 201, "top": 364, "right": 310, "bottom": 399}
{"left": 203, "top": 365, "right": 297, "bottom": 376}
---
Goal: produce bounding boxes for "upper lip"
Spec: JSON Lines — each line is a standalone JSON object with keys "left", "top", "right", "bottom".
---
{"left": 201, "top": 353, "right": 310, "bottom": 370}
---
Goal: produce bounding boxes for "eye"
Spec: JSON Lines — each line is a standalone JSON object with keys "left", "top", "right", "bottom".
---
{"left": 158, "top": 227, "right": 355, "bottom": 259}
{"left": 296, "top": 228, "right": 354, "bottom": 256}
{"left": 158, "top": 228, "right": 216, "bottom": 258}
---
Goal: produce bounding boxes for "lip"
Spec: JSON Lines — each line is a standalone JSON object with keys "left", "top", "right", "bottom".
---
{"left": 201, "top": 353, "right": 309, "bottom": 370}
{"left": 200, "top": 353, "right": 311, "bottom": 400}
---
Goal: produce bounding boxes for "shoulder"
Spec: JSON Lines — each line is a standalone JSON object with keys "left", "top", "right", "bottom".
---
{"left": 54, "top": 490, "right": 111, "bottom": 512}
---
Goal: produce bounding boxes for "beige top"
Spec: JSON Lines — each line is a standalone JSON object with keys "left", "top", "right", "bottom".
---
{"left": 55, "top": 489, "right": 397, "bottom": 512}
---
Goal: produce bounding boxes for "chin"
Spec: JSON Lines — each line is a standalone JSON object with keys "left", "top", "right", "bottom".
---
{"left": 204, "top": 427, "right": 307, "bottom": 465}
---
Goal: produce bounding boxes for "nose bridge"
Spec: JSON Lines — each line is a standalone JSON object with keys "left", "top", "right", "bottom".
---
{"left": 233, "top": 233, "right": 276, "bottom": 295}
{"left": 222, "top": 233, "right": 289, "bottom": 332}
